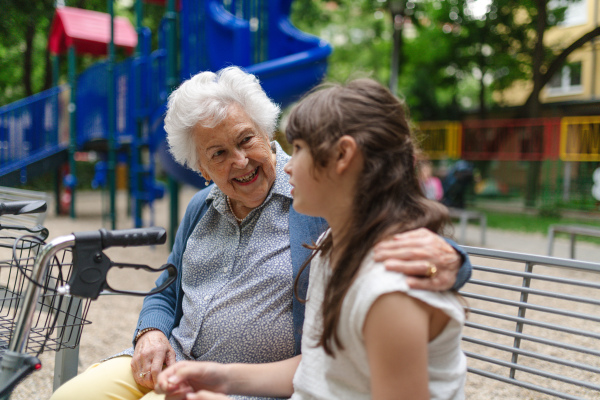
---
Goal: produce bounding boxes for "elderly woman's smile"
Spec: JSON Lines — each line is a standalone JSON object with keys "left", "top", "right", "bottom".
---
{"left": 233, "top": 167, "right": 259, "bottom": 184}
{"left": 194, "top": 103, "right": 277, "bottom": 217}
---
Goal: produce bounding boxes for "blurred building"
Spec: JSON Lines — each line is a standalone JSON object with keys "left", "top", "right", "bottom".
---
{"left": 418, "top": 1, "right": 600, "bottom": 210}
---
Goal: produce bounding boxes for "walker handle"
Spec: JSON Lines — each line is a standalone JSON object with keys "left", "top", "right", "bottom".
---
{"left": 0, "top": 201, "right": 46, "bottom": 217}
{"left": 68, "top": 227, "right": 171, "bottom": 300}
{"left": 96, "top": 227, "right": 167, "bottom": 249}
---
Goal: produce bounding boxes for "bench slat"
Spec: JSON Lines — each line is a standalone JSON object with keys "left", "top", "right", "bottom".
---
{"left": 463, "top": 336, "right": 600, "bottom": 374}
{"left": 462, "top": 292, "right": 600, "bottom": 323}
{"left": 468, "top": 308, "right": 600, "bottom": 339}
{"left": 465, "top": 352, "right": 600, "bottom": 392}
{"left": 467, "top": 279, "right": 600, "bottom": 306}
{"left": 467, "top": 367, "right": 591, "bottom": 400}
{"left": 464, "top": 322, "right": 600, "bottom": 357}
{"left": 472, "top": 264, "right": 600, "bottom": 290}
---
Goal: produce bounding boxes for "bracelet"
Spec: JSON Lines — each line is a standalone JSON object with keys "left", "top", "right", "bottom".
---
{"left": 135, "top": 327, "right": 159, "bottom": 343}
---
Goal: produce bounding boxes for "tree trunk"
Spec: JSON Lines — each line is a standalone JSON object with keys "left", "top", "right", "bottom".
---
{"left": 524, "top": 0, "right": 548, "bottom": 207}
{"left": 528, "top": 0, "right": 547, "bottom": 119}
{"left": 477, "top": 24, "right": 487, "bottom": 120}
{"left": 389, "top": 1, "right": 406, "bottom": 96}
{"left": 478, "top": 65, "right": 486, "bottom": 119}
{"left": 44, "top": 48, "right": 53, "bottom": 91}
{"left": 23, "top": 21, "right": 35, "bottom": 96}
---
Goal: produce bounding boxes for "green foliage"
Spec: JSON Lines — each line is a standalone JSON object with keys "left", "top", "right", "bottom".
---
{"left": 290, "top": 0, "right": 583, "bottom": 120}
{"left": 1, "top": 0, "right": 54, "bottom": 104}
{"left": 538, "top": 203, "right": 563, "bottom": 218}
{"left": 292, "top": 0, "right": 393, "bottom": 85}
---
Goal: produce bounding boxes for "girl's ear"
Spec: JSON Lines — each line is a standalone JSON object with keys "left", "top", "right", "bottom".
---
{"left": 335, "top": 135, "right": 359, "bottom": 175}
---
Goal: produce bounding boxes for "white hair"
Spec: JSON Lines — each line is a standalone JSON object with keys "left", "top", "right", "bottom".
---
{"left": 164, "top": 66, "right": 281, "bottom": 171}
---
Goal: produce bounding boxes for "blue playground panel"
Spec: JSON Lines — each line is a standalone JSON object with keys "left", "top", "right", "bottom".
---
{"left": 0, "top": 86, "right": 68, "bottom": 186}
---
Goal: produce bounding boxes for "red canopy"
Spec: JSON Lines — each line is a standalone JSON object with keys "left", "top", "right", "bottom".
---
{"left": 48, "top": 7, "right": 137, "bottom": 56}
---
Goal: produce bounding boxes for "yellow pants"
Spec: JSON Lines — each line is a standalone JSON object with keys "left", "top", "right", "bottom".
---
{"left": 50, "top": 356, "right": 164, "bottom": 400}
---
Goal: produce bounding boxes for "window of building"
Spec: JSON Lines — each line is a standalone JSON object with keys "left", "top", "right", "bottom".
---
{"left": 547, "top": 61, "right": 583, "bottom": 96}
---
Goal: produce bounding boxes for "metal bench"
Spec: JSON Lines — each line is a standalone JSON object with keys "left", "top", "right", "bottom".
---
{"left": 449, "top": 208, "right": 486, "bottom": 246}
{"left": 547, "top": 224, "right": 600, "bottom": 259}
{"left": 460, "top": 246, "right": 600, "bottom": 399}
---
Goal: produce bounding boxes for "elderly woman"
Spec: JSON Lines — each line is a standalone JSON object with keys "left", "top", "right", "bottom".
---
{"left": 51, "top": 67, "right": 471, "bottom": 400}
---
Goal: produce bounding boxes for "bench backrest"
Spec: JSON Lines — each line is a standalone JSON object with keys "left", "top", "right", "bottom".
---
{"left": 460, "top": 246, "right": 600, "bottom": 400}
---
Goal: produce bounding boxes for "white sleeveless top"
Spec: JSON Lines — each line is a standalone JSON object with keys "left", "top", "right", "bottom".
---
{"left": 291, "top": 240, "right": 466, "bottom": 400}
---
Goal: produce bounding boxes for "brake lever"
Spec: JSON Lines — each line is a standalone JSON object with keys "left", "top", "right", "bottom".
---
{"left": 0, "top": 224, "right": 49, "bottom": 248}
{"left": 103, "top": 261, "right": 177, "bottom": 296}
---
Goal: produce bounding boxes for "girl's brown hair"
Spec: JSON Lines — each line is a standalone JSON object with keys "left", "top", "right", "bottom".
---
{"left": 286, "top": 78, "right": 449, "bottom": 356}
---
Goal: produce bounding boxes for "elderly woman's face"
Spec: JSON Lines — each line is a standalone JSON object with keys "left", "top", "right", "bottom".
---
{"left": 193, "top": 104, "right": 277, "bottom": 209}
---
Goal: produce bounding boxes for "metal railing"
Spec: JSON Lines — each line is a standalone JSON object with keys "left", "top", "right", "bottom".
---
{"left": 460, "top": 246, "right": 600, "bottom": 400}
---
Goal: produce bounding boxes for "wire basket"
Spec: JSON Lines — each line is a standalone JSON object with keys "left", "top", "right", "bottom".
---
{"left": 0, "top": 236, "right": 91, "bottom": 357}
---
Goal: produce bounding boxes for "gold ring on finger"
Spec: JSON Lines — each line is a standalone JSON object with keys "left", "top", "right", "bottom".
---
{"left": 426, "top": 262, "right": 438, "bottom": 278}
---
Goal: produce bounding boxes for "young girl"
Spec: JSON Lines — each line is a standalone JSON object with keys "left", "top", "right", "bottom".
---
{"left": 155, "top": 79, "right": 466, "bottom": 400}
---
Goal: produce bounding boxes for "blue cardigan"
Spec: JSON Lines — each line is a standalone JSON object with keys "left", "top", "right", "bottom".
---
{"left": 133, "top": 185, "right": 471, "bottom": 355}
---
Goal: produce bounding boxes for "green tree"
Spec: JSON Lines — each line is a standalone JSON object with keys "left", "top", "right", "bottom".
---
{"left": 292, "top": 0, "right": 393, "bottom": 85}
{"left": 0, "top": 0, "right": 145, "bottom": 106}
{"left": 1, "top": 0, "right": 55, "bottom": 104}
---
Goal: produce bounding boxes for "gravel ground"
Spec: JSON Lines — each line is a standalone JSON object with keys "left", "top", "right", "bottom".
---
{"left": 3, "top": 186, "right": 599, "bottom": 399}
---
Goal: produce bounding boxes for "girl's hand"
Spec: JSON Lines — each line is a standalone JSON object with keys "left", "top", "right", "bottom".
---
{"left": 373, "top": 228, "right": 461, "bottom": 291}
{"left": 155, "top": 361, "right": 230, "bottom": 398}
{"left": 132, "top": 330, "right": 177, "bottom": 389}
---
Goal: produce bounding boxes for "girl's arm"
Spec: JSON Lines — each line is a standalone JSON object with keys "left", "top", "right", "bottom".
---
{"left": 155, "top": 355, "right": 301, "bottom": 399}
{"left": 227, "top": 355, "right": 301, "bottom": 397}
{"left": 363, "top": 292, "right": 433, "bottom": 400}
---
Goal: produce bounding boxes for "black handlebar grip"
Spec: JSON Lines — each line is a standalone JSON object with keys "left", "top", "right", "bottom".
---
{"left": 0, "top": 201, "right": 47, "bottom": 216}
{"left": 99, "top": 227, "right": 167, "bottom": 249}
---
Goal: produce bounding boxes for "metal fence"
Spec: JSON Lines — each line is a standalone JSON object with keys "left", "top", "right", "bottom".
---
{"left": 417, "top": 118, "right": 600, "bottom": 210}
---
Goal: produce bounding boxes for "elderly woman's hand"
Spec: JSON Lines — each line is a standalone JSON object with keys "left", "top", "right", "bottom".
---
{"left": 155, "top": 361, "right": 230, "bottom": 400}
{"left": 373, "top": 228, "right": 461, "bottom": 291}
{"left": 132, "top": 330, "right": 177, "bottom": 389}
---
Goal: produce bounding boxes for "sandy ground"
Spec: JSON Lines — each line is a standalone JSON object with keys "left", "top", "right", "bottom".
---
{"left": 3, "top": 186, "right": 600, "bottom": 399}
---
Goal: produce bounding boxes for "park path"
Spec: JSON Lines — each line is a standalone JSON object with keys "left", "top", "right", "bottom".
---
{"left": 9, "top": 186, "right": 600, "bottom": 399}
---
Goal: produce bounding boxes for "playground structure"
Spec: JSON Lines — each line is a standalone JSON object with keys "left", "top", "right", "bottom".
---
{"left": 418, "top": 116, "right": 600, "bottom": 211}
{"left": 0, "top": 0, "right": 332, "bottom": 232}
